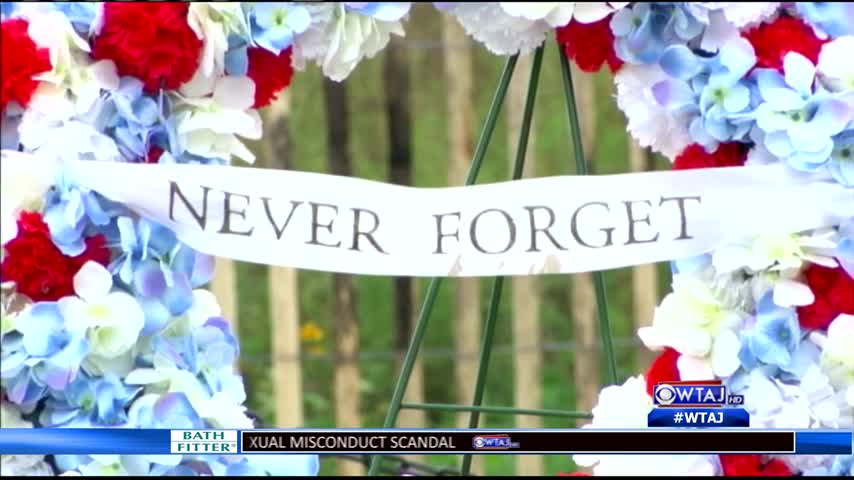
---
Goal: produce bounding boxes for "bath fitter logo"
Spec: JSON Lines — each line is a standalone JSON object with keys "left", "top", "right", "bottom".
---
{"left": 170, "top": 430, "right": 238, "bottom": 454}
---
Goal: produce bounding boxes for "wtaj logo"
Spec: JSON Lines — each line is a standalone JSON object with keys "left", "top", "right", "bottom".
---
{"left": 654, "top": 381, "right": 744, "bottom": 407}
{"left": 472, "top": 435, "right": 519, "bottom": 450}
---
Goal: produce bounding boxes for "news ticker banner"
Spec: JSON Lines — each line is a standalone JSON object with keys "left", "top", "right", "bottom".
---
{"left": 0, "top": 429, "right": 851, "bottom": 456}
{"left": 3, "top": 150, "right": 852, "bottom": 277}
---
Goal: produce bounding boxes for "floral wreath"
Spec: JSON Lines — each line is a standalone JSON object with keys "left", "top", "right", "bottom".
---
{"left": 1, "top": 2, "right": 852, "bottom": 477}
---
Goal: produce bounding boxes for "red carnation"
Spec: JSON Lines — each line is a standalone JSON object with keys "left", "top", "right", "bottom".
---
{"left": 556, "top": 16, "right": 622, "bottom": 73}
{"left": 92, "top": 2, "right": 202, "bottom": 93}
{"left": 673, "top": 143, "right": 747, "bottom": 170}
{"left": 719, "top": 455, "right": 792, "bottom": 476}
{"left": 145, "top": 145, "right": 165, "bottom": 164}
{"left": 1, "top": 212, "right": 111, "bottom": 302}
{"left": 1, "top": 18, "right": 51, "bottom": 111}
{"left": 797, "top": 264, "right": 854, "bottom": 330}
{"left": 247, "top": 47, "right": 294, "bottom": 108}
{"left": 645, "top": 347, "right": 681, "bottom": 397}
{"left": 743, "top": 16, "right": 826, "bottom": 72}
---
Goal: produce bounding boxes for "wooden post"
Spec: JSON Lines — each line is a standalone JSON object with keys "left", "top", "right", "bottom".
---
{"left": 442, "top": 15, "right": 483, "bottom": 475}
{"left": 508, "top": 51, "right": 543, "bottom": 476}
{"left": 323, "top": 78, "right": 364, "bottom": 476}
{"left": 628, "top": 137, "right": 658, "bottom": 369}
{"left": 570, "top": 65, "right": 600, "bottom": 419}
{"left": 260, "top": 90, "right": 305, "bottom": 428}
{"left": 211, "top": 257, "right": 239, "bottom": 369}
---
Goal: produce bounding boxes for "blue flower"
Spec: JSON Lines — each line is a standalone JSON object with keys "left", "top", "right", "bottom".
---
{"left": 837, "top": 217, "right": 854, "bottom": 278}
{"left": 828, "top": 129, "right": 854, "bottom": 186}
{"left": 249, "top": 3, "right": 311, "bottom": 55}
{"left": 0, "top": 303, "right": 89, "bottom": 411}
{"left": 108, "top": 216, "right": 178, "bottom": 285}
{"left": 1, "top": 2, "right": 19, "bottom": 20}
{"left": 42, "top": 170, "right": 122, "bottom": 256}
{"left": 105, "top": 77, "right": 165, "bottom": 162}
{"left": 797, "top": 2, "right": 854, "bottom": 38}
{"left": 345, "top": 2, "right": 411, "bottom": 21}
{"left": 739, "top": 293, "right": 800, "bottom": 370}
{"left": 611, "top": 3, "right": 705, "bottom": 65}
{"left": 653, "top": 38, "right": 756, "bottom": 149}
{"left": 749, "top": 53, "right": 854, "bottom": 172}
{"left": 40, "top": 373, "right": 140, "bottom": 427}
{"left": 52, "top": 2, "right": 99, "bottom": 34}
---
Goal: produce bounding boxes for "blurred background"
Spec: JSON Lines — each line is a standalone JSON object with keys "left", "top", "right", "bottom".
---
{"left": 226, "top": 4, "right": 674, "bottom": 476}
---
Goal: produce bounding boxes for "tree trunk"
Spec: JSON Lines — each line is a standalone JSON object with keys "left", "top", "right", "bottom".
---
{"left": 384, "top": 36, "right": 426, "bottom": 455}
{"left": 261, "top": 90, "right": 305, "bottom": 428}
{"left": 442, "top": 15, "right": 483, "bottom": 475}
{"left": 570, "top": 65, "right": 600, "bottom": 420}
{"left": 508, "top": 51, "right": 543, "bottom": 476}
{"left": 323, "top": 78, "right": 363, "bottom": 476}
{"left": 628, "top": 137, "right": 658, "bottom": 370}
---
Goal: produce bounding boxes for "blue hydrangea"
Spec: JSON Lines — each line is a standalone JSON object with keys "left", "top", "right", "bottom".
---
{"left": 828, "top": 129, "right": 854, "bottom": 186}
{"left": 40, "top": 373, "right": 140, "bottom": 427}
{"left": 739, "top": 293, "right": 801, "bottom": 370}
{"left": 249, "top": 2, "right": 312, "bottom": 55}
{"left": 652, "top": 38, "right": 756, "bottom": 150}
{"left": 610, "top": 2, "right": 705, "bottom": 65}
{"left": 104, "top": 77, "right": 167, "bottom": 162}
{"left": 345, "top": 2, "right": 411, "bottom": 21}
{"left": 797, "top": 2, "right": 854, "bottom": 38}
{"left": 749, "top": 53, "right": 854, "bottom": 173}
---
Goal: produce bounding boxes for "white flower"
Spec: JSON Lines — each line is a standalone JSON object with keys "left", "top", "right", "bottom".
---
{"left": 677, "top": 329, "right": 742, "bottom": 380}
{"left": 0, "top": 150, "right": 58, "bottom": 245}
{"left": 186, "top": 289, "right": 222, "bottom": 328}
{"left": 615, "top": 64, "right": 693, "bottom": 161}
{"left": 499, "top": 2, "right": 627, "bottom": 26}
{"left": 187, "top": 3, "right": 248, "bottom": 80}
{"left": 291, "top": 3, "right": 405, "bottom": 81}
{"left": 639, "top": 273, "right": 744, "bottom": 357}
{"left": 0, "top": 401, "right": 54, "bottom": 477}
{"left": 700, "top": 2, "right": 781, "bottom": 28}
{"left": 77, "top": 456, "right": 148, "bottom": 476}
{"left": 811, "top": 314, "right": 854, "bottom": 388}
{"left": 175, "top": 76, "right": 262, "bottom": 164}
{"left": 125, "top": 354, "right": 253, "bottom": 429}
{"left": 21, "top": 7, "right": 119, "bottom": 115}
{"left": 712, "top": 231, "right": 839, "bottom": 275}
{"left": 58, "top": 261, "right": 145, "bottom": 360}
{"left": 818, "top": 36, "right": 854, "bottom": 92}
{"left": 573, "top": 376, "right": 720, "bottom": 476}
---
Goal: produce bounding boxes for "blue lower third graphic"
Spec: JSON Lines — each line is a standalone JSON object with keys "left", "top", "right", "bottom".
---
{"left": 648, "top": 408, "right": 750, "bottom": 428}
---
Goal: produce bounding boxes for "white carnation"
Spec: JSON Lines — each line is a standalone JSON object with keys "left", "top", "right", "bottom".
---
{"left": 615, "top": 64, "right": 693, "bottom": 161}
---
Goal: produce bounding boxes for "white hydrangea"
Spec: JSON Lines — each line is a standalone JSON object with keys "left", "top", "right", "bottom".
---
{"left": 699, "top": 2, "right": 781, "bottom": 28}
{"left": 573, "top": 376, "right": 720, "bottom": 476}
{"left": 615, "top": 64, "right": 693, "bottom": 161}
{"left": 175, "top": 75, "right": 262, "bottom": 164}
{"left": 444, "top": 2, "right": 625, "bottom": 56}
{"left": 811, "top": 314, "right": 854, "bottom": 389}
{"left": 817, "top": 35, "right": 854, "bottom": 92}
{"left": 291, "top": 3, "right": 406, "bottom": 81}
{"left": 0, "top": 401, "right": 55, "bottom": 476}
{"left": 639, "top": 273, "right": 744, "bottom": 358}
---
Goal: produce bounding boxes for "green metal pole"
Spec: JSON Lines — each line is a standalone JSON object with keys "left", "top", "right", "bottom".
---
{"left": 367, "top": 53, "right": 520, "bottom": 476}
{"left": 460, "top": 43, "right": 544, "bottom": 476}
{"left": 557, "top": 47, "right": 619, "bottom": 386}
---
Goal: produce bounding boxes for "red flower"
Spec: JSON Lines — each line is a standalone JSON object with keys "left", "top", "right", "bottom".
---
{"left": 0, "top": 18, "right": 51, "bottom": 111}
{"left": 1, "top": 212, "right": 111, "bottom": 302}
{"left": 743, "top": 16, "right": 826, "bottom": 72}
{"left": 645, "top": 347, "right": 681, "bottom": 397}
{"left": 145, "top": 145, "right": 165, "bottom": 164}
{"left": 556, "top": 16, "right": 622, "bottom": 73}
{"left": 673, "top": 143, "right": 748, "bottom": 170}
{"left": 247, "top": 47, "right": 294, "bottom": 108}
{"left": 719, "top": 455, "right": 792, "bottom": 476}
{"left": 797, "top": 264, "right": 854, "bottom": 330}
{"left": 92, "top": 2, "right": 202, "bottom": 93}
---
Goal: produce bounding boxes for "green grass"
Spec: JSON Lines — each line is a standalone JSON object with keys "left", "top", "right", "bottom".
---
{"left": 234, "top": 8, "right": 675, "bottom": 476}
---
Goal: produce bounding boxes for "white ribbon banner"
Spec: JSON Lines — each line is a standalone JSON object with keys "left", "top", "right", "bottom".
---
{"left": 3, "top": 150, "right": 852, "bottom": 277}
